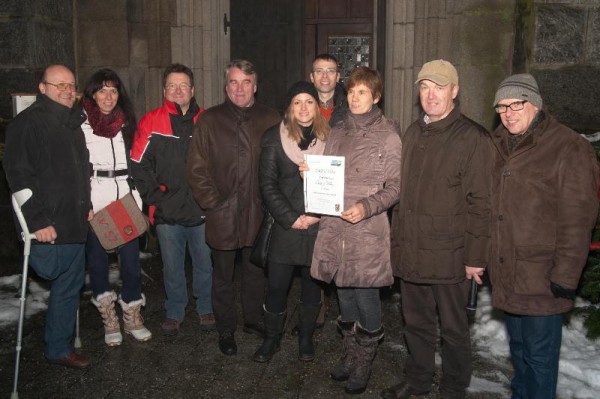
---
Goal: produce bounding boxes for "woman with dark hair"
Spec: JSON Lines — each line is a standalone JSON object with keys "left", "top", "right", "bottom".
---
{"left": 252, "top": 81, "right": 329, "bottom": 363}
{"left": 81, "top": 68, "right": 151, "bottom": 346}
{"left": 307, "top": 66, "right": 402, "bottom": 394}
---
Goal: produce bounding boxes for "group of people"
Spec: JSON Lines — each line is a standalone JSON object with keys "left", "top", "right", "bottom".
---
{"left": 3, "top": 53, "right": 598, "bottom": 399}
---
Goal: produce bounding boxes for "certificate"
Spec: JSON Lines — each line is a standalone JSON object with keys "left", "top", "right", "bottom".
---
{"left": 303, "top": 154, "right": 345, "bottom": 216}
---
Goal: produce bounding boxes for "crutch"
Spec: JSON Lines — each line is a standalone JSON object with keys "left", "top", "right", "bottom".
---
{"left": 10, "top": 189, "right": 81, "bottom": 399}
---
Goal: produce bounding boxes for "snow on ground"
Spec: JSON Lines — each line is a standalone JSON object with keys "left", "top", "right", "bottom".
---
{"left": 0, "top": 270, "right": 598, "bottom": 397}
{"left": 471, "top": 286, "right": 600, "bottom": 399}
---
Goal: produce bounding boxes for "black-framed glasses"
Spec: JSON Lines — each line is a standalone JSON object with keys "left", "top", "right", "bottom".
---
{"left": 165, "top": 83, "right": 192, "bottom": 91}
{"left": 44, "top": 82, "right": 77, "bottom": 92}
{"left": 495, "top": 100, "right": 527, "bottom": 114}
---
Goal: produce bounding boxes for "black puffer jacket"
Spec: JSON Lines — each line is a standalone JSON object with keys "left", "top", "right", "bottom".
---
{"left": 3, "top": 94, "right": 90, "bottom": 243}
{"left": 259, "top": 123, "right": 319, "bottom": 266}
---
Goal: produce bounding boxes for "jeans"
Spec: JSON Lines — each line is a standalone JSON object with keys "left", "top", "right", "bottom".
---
{"left": 505, "top": 313, "right": 562, "bottom": 399}
{"left": 29, "top": 243, "right": 85, "bottom": 359}
{"left": 336, "top": 287, "right": 381, "bottom": 331}
{"left": 264, "top": 262, "right": 321, "bottom": 314}
{"left": 86, "top": 229, "right": 142, "bottom": 303}
{"left": 156, "top": 223, "right": 213, "bottom": 320}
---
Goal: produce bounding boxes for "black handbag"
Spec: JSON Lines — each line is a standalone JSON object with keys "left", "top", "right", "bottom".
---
{"left": 250, "top": 210, "right": 274, "bottom": 268}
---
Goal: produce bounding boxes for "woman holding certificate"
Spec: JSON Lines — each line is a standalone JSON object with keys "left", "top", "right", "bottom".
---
{"left": 310, "top": 67, "right": 402, "bottom": 395}
{"left": 253, "top": 81, "right": 330, "bottom": 363}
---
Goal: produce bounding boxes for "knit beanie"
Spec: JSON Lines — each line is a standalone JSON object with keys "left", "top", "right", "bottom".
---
{"left": 493, "top": 73, "right": 543, "bottom": 109}
{"left": 286, "top": 81, "right": 319, "bottom": 107}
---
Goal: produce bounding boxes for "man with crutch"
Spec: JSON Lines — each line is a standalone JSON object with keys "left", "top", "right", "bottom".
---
{"left": 4, "top": 64, "right": 92, "bottom": 368}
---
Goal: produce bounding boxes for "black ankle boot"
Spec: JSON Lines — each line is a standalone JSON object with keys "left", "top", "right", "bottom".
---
{"left": 253, "top": 307, "right": 286, "bottom": 363}
{"left": 298, "top": 302, "right": 320, "bottom": 361}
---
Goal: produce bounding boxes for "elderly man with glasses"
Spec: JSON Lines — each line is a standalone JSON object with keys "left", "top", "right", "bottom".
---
{"left": 131, "top": 63, "right": 214, "bottom": 335}
{"left": 488, "top": 73, "right": 598, "bottom": 398}
{"left": 4, "top": 64, "right": 92, "bottom": 368}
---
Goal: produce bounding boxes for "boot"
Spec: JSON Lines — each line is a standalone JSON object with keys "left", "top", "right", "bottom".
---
{"left": 253, "top": 306, "right": 286, "bottom": 363}
{"left": 298, "top": 302, "right": 320, "bottom": 361}
{"left": 330, "top": 318, "right": 356, "bottom": 381}
{"left": 344, "top": 323, "right": 384, "bottom": 395}
{"left": 119, "top": 294, "right": 152, "bottom": 342}
{"left": 91, "top": 291, "right": 122, "bottom": 346}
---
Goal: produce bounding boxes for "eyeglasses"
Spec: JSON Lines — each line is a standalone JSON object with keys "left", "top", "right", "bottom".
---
{"left": 495, "top": 100, "right": 527, "bottom": 114}
{"left": 313, "top": 68, "right": 337, "bottom": 76}
{"left": 44, "top": 82, "right": 77, "bottom": 92}
{"left": 165, "top": 83, "right": 192, "bottom": 91}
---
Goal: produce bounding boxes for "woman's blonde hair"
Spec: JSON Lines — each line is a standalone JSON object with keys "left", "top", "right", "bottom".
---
{"left": 284, "top": 96, "right": 330, "bottom": 144}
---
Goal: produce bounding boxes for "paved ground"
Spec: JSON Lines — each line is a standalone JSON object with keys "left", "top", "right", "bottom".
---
{"left": 0, "top": 250, "right": 510, "bottom": 399}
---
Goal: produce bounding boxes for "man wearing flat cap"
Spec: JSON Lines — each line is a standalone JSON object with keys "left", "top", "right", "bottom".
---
{"left": 383, "top": 60, "right": 492, "bottom": 399}
{"left": 489, "top": 73, "right": 598, "bottom": 398}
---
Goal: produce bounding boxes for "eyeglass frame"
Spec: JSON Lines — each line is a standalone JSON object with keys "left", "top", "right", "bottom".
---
{"left": 312, "top": 68, "right": 338, "bottom": 76}
{"left": 43, "top": 81, "right": 78, "bottom": 92}
{"left": 164, "top": 82, "right": 193, "bottom": 91}
{"left": 495, "top": 100, "right": 528, "bottom": 114}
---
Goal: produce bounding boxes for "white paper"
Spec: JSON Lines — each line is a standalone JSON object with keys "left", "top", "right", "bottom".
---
{"left": 303, "top": 154, "right": 345, "bottom": 216}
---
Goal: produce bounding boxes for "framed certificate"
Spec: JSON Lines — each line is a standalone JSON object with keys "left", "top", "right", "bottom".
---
{"left": 303, "top": 154, "right": 345, "bottom": 216}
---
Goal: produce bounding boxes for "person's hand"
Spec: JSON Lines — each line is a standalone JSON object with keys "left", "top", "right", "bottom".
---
{"left": 88, "top": 209, "right": 94, "bottom": 221}
{"left": 34, "top": 226, "right": 57, "bottom": 244}
{"left": 300, "top": 215, "right": 320, "bottom": 226}
{"left": 291, "top": 216, "right": 309, "bottom": 230}
{"left": 341, "top": 203, "right": 366, "bottom": 224}
{"left": 299, "top": 161, "right": 309, "bottom": 178}
{"left": 465, "top": 266, "right": 485, "bottom": 285}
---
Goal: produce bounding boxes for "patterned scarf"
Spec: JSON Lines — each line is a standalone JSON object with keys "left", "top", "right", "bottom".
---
{"left": 82, "top": 97, "right": 125, "bottom": 139}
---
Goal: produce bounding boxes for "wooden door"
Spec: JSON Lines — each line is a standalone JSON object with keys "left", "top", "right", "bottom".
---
{"left": 304, "top": 0, "right": 379, "bottom": 82}
{"left": 230, "top": 0, "right": 303, "bottom": 113}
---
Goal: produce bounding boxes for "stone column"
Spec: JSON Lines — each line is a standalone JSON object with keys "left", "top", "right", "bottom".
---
{"left": 171, "top": 0, "right": 229, "bottom": 109}
{"left": 385, "top": 0, "right": 515, "bottom": 131}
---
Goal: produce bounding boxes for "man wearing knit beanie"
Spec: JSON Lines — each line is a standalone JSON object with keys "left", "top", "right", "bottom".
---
{"left": 384, "top": 60, "right": 492, "bottom": 399}
{"left": 489, "top": 73, "right": 598, "bottom": 398}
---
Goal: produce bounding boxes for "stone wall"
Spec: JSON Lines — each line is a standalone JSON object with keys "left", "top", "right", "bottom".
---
{"left": 521, "top": 0, "right": 600, "bottom": 134}
{"left": 385, "top": 0, "right": 517, "bottom": 131}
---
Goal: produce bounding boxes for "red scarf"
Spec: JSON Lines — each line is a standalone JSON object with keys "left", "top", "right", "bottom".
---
{"left": 82, "top": 97, "right": 125, "bottom": 139}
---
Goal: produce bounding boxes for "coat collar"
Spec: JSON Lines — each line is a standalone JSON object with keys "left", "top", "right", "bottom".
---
{"left": 417, "top": 105, "right": 461, "bottom": 134}
{"left": 343, "top": 106, "right": 383, "bottom": 132}
{"left": 491, "top": 108, "right": 550, "bottom": 159}
{"left": 37, "top": 93, "right": 86, "bottom": 128}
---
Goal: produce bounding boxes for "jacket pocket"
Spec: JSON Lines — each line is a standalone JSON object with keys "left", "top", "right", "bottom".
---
{"left": 416, "top": 235, "right": 464, "bottom": 279}
{"left": 513, "top": 245, "right": 554, "bottom": 296}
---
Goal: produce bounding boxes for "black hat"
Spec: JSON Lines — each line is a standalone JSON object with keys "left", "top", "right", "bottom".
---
{"left": 286, "top": 81, "right": 319, "bottom": 107}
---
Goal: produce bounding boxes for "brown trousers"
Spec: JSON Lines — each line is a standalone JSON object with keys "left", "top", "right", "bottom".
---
{"left": 400, "top": 279, "right": 471, "bottom": 394}
{"left": 211, "top": 247, "right": 265, "bottom": 334}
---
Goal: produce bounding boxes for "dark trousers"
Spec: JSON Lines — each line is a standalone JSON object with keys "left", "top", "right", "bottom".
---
{"left": 86, "top": 229, "right": 142, "bottom": 303}
{"left": 211, "top": 247, "right": 265, "bottom": 334}
{"left": 337, "top": 287, "right": 382, "bottom": 331}
{"left": 400, "top": 279, "right": 471, "bottom": 394}
{"left": 505, "top": 313, "right": 562, "bottom": 399}
{"left": 264, "top": 262, "right": 321, "bottom": 314}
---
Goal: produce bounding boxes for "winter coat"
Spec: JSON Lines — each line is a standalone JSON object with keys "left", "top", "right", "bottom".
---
{"left": 311, "top": 107, "right": 402, "bottom": 287}
{"left": 391, "top": 106, "right": 491, "bottom": 284}
{"left": 488, "top": 110, "right": 599, "bottom": 316}
{"left": 130, "top": 99, "right": 205, "bottom": 226}
{"left": 187, "top": 98, "right": 281, "bottom": 250}
{"left": 81, "top": 119, "right": 142, "bottom": 213}
{"left": 329, "top": 82, "right": 349, "bottom": 128}
{"left": 3, "top": 94, "right": 90, "bottom": 243}
{"left": 259, "top": 122, "right": 320, "bottom": 266}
